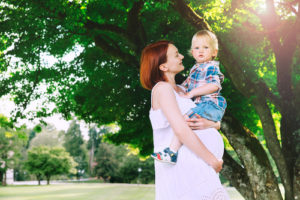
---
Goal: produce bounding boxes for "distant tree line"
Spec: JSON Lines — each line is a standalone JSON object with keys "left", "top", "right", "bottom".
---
{"left": 0, "top": 116, "right": 154, "bottom": 185}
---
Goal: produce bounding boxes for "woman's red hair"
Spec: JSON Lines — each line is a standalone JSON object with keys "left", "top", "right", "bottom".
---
{"left": 140, "top": 40, "right": 172, "bottom": 90}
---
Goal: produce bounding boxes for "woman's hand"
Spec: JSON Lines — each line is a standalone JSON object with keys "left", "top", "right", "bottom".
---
{"left": 185, "top": 114, "right": 220, "bottom": 130}
{"left": 211, "top": 159, "right": 223, "bottom": 173}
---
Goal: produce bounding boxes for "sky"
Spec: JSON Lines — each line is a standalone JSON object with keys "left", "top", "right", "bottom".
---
{"left": 0, "top": 95, "right": 90, "bottom": 139}
{"left": 0, "top": 94, "right": 90, "bottom": 139}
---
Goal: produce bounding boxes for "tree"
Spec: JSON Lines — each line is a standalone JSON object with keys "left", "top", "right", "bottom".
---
{"left": 0, "top": 115, "right": 27, "bottom": 186}
{"left": 87, "top": 125, "right": 114, "bottom": 175}
{"left": 29, "top": 124, "right": 64, "bottom": 148}
{"left": 93, "top": 142, "right": 154, "bottom": 183}
{"left": 118, "top": 153, "right": 154, "bottom": 184}
{"left": 94, "top": 143, "right": 118, "bottom": 182}
{"left": 63, "top": 121, "right": 88, "bottom": 179}
{"left": 0, "top": 0, "right": 299, "bottom": 199}
{"left": 25, "top": 146, "right": 76, "bottom": 185}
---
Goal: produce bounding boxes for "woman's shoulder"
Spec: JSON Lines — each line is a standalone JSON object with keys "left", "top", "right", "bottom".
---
{"left": 152, "top": 81, "right": 173, "bottom": 94}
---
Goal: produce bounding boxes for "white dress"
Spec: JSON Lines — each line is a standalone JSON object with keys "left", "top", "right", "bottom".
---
{"left": 150, "top": 86, "right": 230, "bottom": 200}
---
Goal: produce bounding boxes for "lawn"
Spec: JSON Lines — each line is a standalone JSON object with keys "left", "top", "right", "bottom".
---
{"left": 0, "top": 183, "right": 244, "bottom": 200}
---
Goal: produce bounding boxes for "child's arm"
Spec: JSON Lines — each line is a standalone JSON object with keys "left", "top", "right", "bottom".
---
{"left": 181, "top": 63, "right": 223, "bottom": 99}
{"left": 180, "top": 83, "right": 219, "bottom": 98}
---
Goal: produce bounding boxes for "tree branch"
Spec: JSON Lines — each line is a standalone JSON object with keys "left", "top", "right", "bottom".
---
{"left": 173, "top": 0, "right": 211, "bottom": 31}
{"left": 93, "top": 34, "right": 138, "bottom": 66}
{"left": 278, "top": 0, "right": 299, "bottom": 16}
{"left": 127, "top": 0, "right": 147, "bottom": 52}
{"left": 85, "top": 20, "right": 129, "bottom": 38}
{"left": 83, "top": 1, "right": 146, "bottom": 67}
{"left": 258, "top": 81, "right": 282, "bottom": 110}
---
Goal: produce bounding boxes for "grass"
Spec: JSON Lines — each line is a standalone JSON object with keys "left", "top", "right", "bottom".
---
{"left": 0, "top": 183, "right": 244, "bottom": 200}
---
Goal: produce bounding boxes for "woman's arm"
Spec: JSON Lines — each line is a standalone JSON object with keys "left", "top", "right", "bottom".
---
{"left": 176, "top": 85, "right": 221, "bottom": 130}
{"left": 153, "top": 83, "right": 222, "bottom": 172}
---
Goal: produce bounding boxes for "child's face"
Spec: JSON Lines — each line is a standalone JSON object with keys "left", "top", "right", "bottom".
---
{"left": 191, "top": 37, "right": 217, "bottom": 63}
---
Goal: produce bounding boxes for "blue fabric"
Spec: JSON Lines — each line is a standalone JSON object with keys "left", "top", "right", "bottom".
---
{"left": 187, "top": 101, "right": 225, "bottom": 122}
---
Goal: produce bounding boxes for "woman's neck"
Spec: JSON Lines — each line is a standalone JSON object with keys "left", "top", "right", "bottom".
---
{"left": 165, "top": 74, "right": 182, "bottom": 93}
{"left": 165, "top": 74, "right": 176, "bottom": 87}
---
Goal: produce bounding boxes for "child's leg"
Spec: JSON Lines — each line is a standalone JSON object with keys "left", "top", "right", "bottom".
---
{"left": 151, "top": 116, "right": 187, "bottom": 164}
{"left": 192, "top": 101, "right": 225, "bottom": 122}
{"left": 151, "top": 135, "right": 181, "bottom": 164}
{"left": 169, "top": 135, "right": 182, "bottom": 153}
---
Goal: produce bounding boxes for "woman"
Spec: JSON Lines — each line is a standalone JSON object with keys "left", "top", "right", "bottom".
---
{"left": 140, "top": 40, "right": 229, "bottom": 200}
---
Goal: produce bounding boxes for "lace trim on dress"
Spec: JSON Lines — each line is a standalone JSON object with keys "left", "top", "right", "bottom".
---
{"left": 199, "top": 187, "right": 230, "bottom": 200}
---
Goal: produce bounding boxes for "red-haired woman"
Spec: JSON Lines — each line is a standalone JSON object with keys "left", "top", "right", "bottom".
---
{"left": 140, "top": 40, "right": 229, "bottom": 200}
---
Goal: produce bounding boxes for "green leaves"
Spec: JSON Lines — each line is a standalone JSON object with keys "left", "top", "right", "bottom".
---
{"left": 0, "top": 0, "right": 299, "bottom": 156}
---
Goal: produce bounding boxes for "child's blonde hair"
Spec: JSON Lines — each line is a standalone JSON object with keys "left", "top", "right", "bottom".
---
{"left": 189, "top": 30, "right": 218, "bottom": 59}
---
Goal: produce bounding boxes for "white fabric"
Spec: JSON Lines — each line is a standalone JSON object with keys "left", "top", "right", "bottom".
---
{"left": 149, "top": 85, "right": 230, "bottom": 200}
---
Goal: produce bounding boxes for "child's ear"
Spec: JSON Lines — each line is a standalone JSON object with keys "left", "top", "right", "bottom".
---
{"left": 213, "top": 49, "right": 218, "bottom": 57}
{"left": 159, "top": 64, "right": 168, "bottom": 72}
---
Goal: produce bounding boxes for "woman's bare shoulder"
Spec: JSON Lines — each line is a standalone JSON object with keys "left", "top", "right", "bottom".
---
{"left": 153, "top": 81, "right": 173, "bottom": 92}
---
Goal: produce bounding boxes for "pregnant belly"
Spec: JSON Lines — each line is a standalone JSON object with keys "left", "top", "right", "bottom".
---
{"left": 153, "top": 127, "right": 224, "bottom": 159}
{"left": 194, "top": 128, "right": 224, "bottom": 159}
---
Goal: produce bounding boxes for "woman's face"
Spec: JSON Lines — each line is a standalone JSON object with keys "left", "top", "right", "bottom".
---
{"left": 163, "top": 44, "right": 184, "bottom": 74}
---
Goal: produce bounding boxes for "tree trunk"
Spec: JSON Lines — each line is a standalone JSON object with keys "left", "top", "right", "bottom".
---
{"left": 76, "top": 172, "right": 80, "bottom": 180}
{"left": 0, "top": 171, "right": 2, "bottom": 185}
{"left": 37, "top": 174, "right": 41, "bottom": 185}
{"left": 89, "top": 141, "right": 94, "bottom": 175}
{"left": 259, "top": 5, "right": 299, "bottom": 199}
{"left": 274, "top": 42, "right": 298, "bottom": 200}
{"left": 252, "top": 95, "right": 294, "bottom": 200}
{"left": 2, "top": 170, "right": 6, "bottom": 186}
{"left": 222, "top": 113, "right": 282, "bottom": 200}
{"left": 293, "top": 129, "right": 300, "bottom": 200}
{"left": 221, "top": 151, "right": 255, "bottom": 200}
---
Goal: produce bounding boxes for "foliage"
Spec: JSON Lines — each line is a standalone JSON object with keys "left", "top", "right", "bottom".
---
{"left": 119, "top": 154, "right": 154, "bottom": 184}
{"left": 63, "top": 121, "right": 88, "bottom": 179}
{"left": 0, "top": 115, "right": 27, "bottom": 185}
{"left": 94, "top": 142, "right": 154, "bottom": 184}
{"left": 25, "top": 146, "right": 76, "bottom": 185}
{"left": 29, "top": 124, "right": 65, "bottom": 148}
{"left": 94, "top": 143, "right": 118, "bottom": 182}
